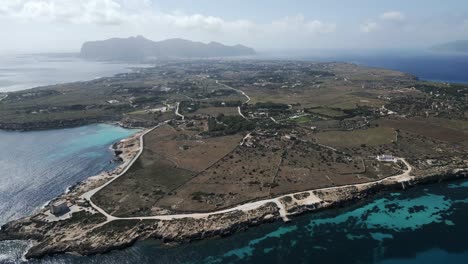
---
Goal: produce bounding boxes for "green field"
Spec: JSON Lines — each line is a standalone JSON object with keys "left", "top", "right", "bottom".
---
{"left": 315, "top": 127, "right": 395, "bottom": 147}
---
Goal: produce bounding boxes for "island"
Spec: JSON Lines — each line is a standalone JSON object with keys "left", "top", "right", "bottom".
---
{"left": 431, "top": 40, "right": 468, "bottom": 53}
{"left": 0, "top": 60, "right": 467, "bottom": 258}
{"left": 80, "top": 36, "right": 256, "bottom": 61}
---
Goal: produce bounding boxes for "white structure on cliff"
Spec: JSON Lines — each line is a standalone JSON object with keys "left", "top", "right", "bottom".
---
{"left": 49, "top": 200, "right": 69, "bottom": 215}
{"left": 377, "top": 154, "right": 396, "bottom": 162}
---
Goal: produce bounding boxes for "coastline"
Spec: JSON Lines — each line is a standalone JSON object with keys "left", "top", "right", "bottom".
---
{"left": 0, "top": 57, "right": 466, "bottom": 260}
{"left": 0, "top": 122, "right": 466, "bottom": 259}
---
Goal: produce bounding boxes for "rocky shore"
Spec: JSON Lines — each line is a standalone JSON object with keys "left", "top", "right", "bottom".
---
{"left": 0, "top": 116, "right": 120, "bottom": 131}
{"left": 0, "top": 146, "right": 466, "bottom": 259}
{"left": 0, "top": 114, "right": 154, "bottom": 131}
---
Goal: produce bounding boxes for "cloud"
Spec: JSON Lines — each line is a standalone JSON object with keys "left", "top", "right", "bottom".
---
{"left": 360, "top": 11, "right": 406, "bottom": 33}
{"left": 462, "top": 20, "right": 468, "bottom": 31}
{"left": 270, "top": 15, "right": 336, "bottom": 34}
{"left": 380, "top": 11, "right": 405, "bottom": 22}
{"left": 0, "top": 1, "right": 336, "bottom": 48}
{"left": 156, "top": 13, "right": 254, "bottom": 34}
{"left": 0, "top": 0, "right": 335, "bottom": 35}
{"left": 360, "top": 21, "right": 379, "bottom": 33}
{"left": 0, "top": 1, "right": 335, "bottom": 34}
{"left": 0, "top": 0, "right": 339, "bottom": 51}
{"left": 1, "top": 0, "right": 126, "bottom": 25}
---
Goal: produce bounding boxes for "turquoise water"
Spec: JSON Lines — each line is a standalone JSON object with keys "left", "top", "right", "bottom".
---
{"left": 0, "top": 124, "right": 139, "bottom": 225}
{"left": 0, "top": 124, "right": 138, "bottom": 221}
{"left": 0, "top": 124, "right": 139, "bottom": 263}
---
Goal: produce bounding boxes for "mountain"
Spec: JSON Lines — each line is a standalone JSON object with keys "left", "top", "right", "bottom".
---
{"left": 80, "top": 36, "right": 256, "bottom": 61}
{"left": 431, "top": 40, "right": 468, "bottom": 53}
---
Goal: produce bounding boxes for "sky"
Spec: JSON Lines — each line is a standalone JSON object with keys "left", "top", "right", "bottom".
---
{"left": 1, "top": 0, "right": 468, "bottom": 53}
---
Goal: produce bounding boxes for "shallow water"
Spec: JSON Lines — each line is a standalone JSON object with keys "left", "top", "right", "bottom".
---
{"left": 0, "top": 124, "right": 140, "bottom": 263}
{"left": 0, "top": 124, "right": 139, "bottom": 225}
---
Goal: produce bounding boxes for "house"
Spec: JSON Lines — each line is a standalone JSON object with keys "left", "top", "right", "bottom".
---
{"left": 50, "top": 200, "right": 69, "bottom": 215}
{"left": 377, "top": 154, "right": 396, "bottom": 162}
{"left": 107, "top": 100, "right": 120, "bottom": 104}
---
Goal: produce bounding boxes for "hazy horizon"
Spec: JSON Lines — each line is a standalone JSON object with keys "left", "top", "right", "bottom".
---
{"left": 1, "top": 0, "right": 468, "bottom": 53}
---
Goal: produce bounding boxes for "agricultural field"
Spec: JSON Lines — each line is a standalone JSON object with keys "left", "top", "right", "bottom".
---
{"left": 314, "top": 127, "right": 396, "bottom": 147}
{"left": 378, "top": 118, "right": 468, "bottom": 144}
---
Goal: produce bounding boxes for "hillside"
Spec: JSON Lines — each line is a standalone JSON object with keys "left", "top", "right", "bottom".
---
{"left": 80, "top": 36, "right": 256, "bottom": 61}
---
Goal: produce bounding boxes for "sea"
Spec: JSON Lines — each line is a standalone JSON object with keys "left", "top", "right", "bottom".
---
{"left": 0, "top": 53, "right": 148, "bottom": 92}
{"left": 1, "top": 51, "right": 468, "bottom": 263}
{"left": 263, "top": 49, "right": 468, "bottom": 84}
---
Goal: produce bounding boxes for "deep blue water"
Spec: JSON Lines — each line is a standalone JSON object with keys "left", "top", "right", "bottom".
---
{"left": 326, "top": 51, "right": 468, "bottom": 84}
{"left": 262, "top": 49, "right": 468, "bottom": 84}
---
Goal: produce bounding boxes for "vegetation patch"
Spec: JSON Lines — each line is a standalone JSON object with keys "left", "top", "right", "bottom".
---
{"left": 315, "top": 127, "right": 395, "bottom": 147}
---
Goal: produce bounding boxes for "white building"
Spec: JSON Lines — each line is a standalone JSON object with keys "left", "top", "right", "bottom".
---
{"left": 377, "top": 154, "right": 396, "bottom": 162}
{"left": 50, "top": 200, "right": 69, "bottom": 215}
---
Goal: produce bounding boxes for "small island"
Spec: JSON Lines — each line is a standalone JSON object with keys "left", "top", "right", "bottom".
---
{"left": 0, "top": 60, "right": 467, "bottom": 258}
{"left": 432, "top": 40, "right": 468, "bottom": 53}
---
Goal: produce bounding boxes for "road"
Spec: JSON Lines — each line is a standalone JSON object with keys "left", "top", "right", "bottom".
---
{"left": 0, "top": 94, "right": 7, "bottom": 102}
{"left": 175, "top": 102, "right": 185, "bottom": 120}
{"left": 215, "top": 80, "right": 251, "bottom": 104}
{"left": 215, "top": 80, "right": 250, "bottom": 120}
{"left": 237, "top": 106, "right": 248, "bottom": 120}
{"left": 80, "top": 122, "right": 167, "bottom": 221}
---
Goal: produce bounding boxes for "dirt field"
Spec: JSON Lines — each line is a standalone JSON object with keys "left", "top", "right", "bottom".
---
{"left": 155, "top": 140, "right": 285, "bottom": 211}
{"left": 94, "top": 124, "right": 414, "bottom": 215}
{"left": 187, "top": 107, "right": 239, "bottom": 117}
{"left": 314, "top": 127, "right": 396, "bottom": 148}
{"left": 93, "top": 123, "right": 242, "bottom": 216}
{"left": 378, "top": 118, "right": 468, "bottom": 144}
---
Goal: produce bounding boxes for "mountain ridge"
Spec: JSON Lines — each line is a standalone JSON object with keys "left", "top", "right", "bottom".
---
{"left": 80, "top": 36, "right": 256, "bottom": 61}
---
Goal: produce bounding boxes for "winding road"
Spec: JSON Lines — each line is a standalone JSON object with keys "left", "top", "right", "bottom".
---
{"left": 215, "top": 80, "right": 251, "bottom": 104}
{"left": 175, "top": 102, "right": 185, "bottom": 120}
{"left": 215, "top": 80, "right": 250, "bottom": 120}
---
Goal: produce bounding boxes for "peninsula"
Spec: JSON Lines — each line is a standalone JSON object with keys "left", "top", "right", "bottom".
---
{"left": 0, "top": 60, "right": 467, "bottom": 258}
